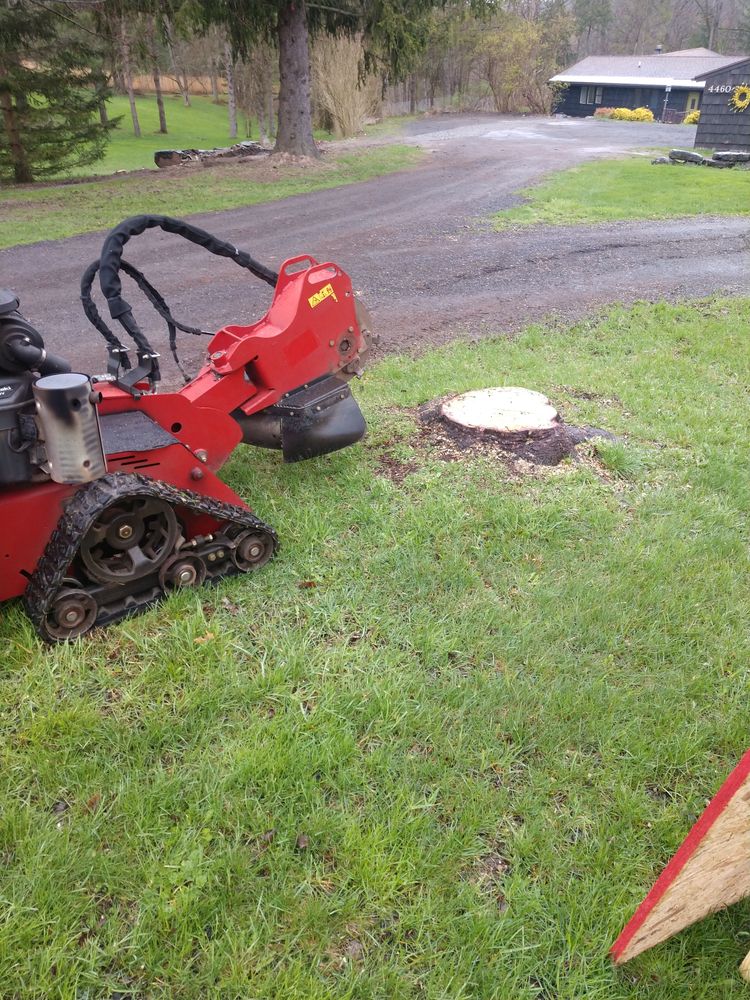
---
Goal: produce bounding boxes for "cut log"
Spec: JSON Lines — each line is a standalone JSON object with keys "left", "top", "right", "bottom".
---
{"left": 154, "top": 141, "right": 267, "bottom": 168}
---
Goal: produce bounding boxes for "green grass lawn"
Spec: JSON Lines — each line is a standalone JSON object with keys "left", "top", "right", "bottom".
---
{"left": 495, "top": 156, "right": 750, "bottom": 228}
{"left": 66, "top": 94, "right": 335, "bottom": 177}
{"left": 0, "top": 145, "right": 422, "bottom": 248}
{"left": 72, "top": 94, "right": 253, "bottom": 176}
{"left": 3, "top": 298, "right": 750, "bottom": 997}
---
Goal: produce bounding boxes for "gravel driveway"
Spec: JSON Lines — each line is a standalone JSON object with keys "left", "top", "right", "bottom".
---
{"left": 1, "top": 113, "right": 748, "bottom": 380}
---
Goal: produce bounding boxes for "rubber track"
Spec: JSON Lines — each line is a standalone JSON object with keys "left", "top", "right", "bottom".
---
{"left": 24, "top": 472, "right": 278, "bottom": 643}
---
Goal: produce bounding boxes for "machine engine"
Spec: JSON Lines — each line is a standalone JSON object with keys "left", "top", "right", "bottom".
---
{"left": 0, "top": 289, "right": 106, "bottom": 486}
{"left": 0, "top": 290, "right": 106, "bottom": 487}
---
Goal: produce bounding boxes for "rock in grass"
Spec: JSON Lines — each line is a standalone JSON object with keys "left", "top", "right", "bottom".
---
{"left": 705, "top": 157, "right": 734, "bottom": 168}
{"left": 651, "top": 156, "right": 671, "bottom": 165}
{"left": 669, "top": 149, "right": 705, "bottom": 164}
{"left": 712, "top": 150, "right": 750, "bottom": 162}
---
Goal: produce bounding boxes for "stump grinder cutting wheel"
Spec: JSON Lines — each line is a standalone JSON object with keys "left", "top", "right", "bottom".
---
{"left": 0, "top": 215, "right": 376, "bottom": 641}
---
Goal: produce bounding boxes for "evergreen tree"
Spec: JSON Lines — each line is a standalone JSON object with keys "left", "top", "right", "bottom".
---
{"left": 0, "top": 1, "right": 114, "bottom": 183}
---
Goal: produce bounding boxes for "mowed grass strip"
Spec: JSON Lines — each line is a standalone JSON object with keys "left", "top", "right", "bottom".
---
{"left": 3, "top": 298, "right": 750, "bottom": 998}
{"left": 0, "top": 144, "right": 422, "bottom": 249}
{"left": 71, "top": 94, "right": 255, "bottom": 176}
{"left": 494, "top": 156, "right": 750, "bottom": 228}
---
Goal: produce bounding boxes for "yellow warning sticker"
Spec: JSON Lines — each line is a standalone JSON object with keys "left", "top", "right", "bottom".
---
{"left": 308, "top": 282, "right": 338, "bottom": 309}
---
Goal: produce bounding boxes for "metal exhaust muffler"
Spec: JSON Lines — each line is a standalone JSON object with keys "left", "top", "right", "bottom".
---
{"left": 33, "top": 373, "right": 106, "bottom": 483}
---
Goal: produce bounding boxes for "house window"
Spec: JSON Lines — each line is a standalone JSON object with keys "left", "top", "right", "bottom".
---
{"left": 580, "top": 86, "right": 603, "bottom": 105}
{"left": 687, "top": 91, "right": 700, "bottom": 111}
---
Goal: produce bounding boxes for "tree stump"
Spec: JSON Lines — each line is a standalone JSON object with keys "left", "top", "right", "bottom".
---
{"left": 440, "top": 387, "right": 576, "bottom": 465}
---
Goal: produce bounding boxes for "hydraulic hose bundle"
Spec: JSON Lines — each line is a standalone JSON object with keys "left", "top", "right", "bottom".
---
{"left": 80, "top": 215, "right": 280, "bottom": 391}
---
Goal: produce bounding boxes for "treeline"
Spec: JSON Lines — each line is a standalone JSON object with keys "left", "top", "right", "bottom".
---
{"left": 2, "top": 0, "right": 750, "bottom": 184}
{"left": 572, "top": 0, "right": 749, "bottom": 57}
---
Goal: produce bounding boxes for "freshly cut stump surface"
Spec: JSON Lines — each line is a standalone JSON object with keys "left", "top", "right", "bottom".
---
{"left": 440, "top": 387, "right": 574, "bottom": 465}
{"left": 441, "top": 387, "right": 559, "bottom": 433}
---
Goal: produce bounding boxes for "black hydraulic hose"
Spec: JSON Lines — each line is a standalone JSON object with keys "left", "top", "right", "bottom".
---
{"left": 99, "top": 214, "right": 278, "bottom": 321}
{"left": 83, "top": 215, "right": 280, "bottom": 384}
{"left": 82, "top": 257, "right": 213, "bottom": 381}
{"left": 81, "top": 260, "right": 131, "bottom": 365}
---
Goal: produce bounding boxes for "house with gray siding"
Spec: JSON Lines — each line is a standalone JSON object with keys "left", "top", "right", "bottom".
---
{"left": 550, "top": 48, "right": 746, "bottom": 122}
{"left": 695, "top": 59, "right": 750, "bottom": 150}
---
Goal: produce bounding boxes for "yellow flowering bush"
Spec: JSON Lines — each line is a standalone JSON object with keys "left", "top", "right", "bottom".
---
{"left": 683, "top": 109, "right": 700, "bottom": 124}
{"left": 609, "top": 107, "right": 655, "bottom": 121}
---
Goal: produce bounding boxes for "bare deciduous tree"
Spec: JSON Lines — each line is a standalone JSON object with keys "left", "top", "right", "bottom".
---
{"left": 119, "top": 12, "right": 141, "bottom": 136}
{"left": 235, "top": 42, "right": 277, "bottom": 142}
{"left": 146, "top": 14, "right": 167, "bottom": 133}
{"left": 224, "top": 39, "right": 237, "bottom": 137}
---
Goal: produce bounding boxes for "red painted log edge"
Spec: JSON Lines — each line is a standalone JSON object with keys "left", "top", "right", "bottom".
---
{"left": 611, "top": 747, "right": 750, "bottom": 964}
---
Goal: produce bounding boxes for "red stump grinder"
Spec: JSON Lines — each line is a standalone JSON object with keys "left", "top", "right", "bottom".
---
{"left": 0, "top": 216, "right": 375, "bottom": 642}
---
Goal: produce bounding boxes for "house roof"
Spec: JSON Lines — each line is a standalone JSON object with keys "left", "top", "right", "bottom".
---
{"left": 550, "top": 49, "right": 747, "bottom": 90}
{"left": 700, "top": 56, "right": 750, "bottom": 79}
{"left": 668, "top": 47, "right": 723, "bottom": 57}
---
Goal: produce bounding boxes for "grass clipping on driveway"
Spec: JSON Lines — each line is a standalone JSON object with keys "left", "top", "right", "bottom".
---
{"left": 494, "top": 156, "right": 750, "bottom": 228}
{"left": 0, "top": 145, "right": 421, "bottom": 249}
{"left": 3, "top": 298, "right": 750, "bottom": 998}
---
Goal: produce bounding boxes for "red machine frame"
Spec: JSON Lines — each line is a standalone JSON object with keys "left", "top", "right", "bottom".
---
{"left": 1, "top": 254, "right": 366, "bottom": 605}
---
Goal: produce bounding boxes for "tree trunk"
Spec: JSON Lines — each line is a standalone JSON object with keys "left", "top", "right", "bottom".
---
{"left": 153, "top": 69, "right": 167, "bottom": 133}
{"left": 98, "top": 100, "right": 109, "bottom": 126}
{"left": 0, "top": 87, "right": 33, "bottom": 183}
{"left": 257, "top": 83, "right": 270, "bottom": 144}
{"left": 111, "top": 67, "right": 126, "bottom": 94}
{"left": 164, "top": 17, "right": 191, "bottom": 107}
{"left": 275, "top": 0, "right": 318, "bottom": 157}
{"left": 147, "top": 15, "right": 167, "bottom": 134}
{"left": 409, "top": 74, "right": 417, "bottom": 113}
{"left": 707, "top": 2, "right": 723, "bottom": 50}
{"left": 119, "top": 16, "right": 141, "bottom": 137}
{"left": 267, "top": 86, "right": 275, "bottom": 139}
{"left": 210, "top": 60, "right": 220, "bottom": 103}
{"left": 224, "top": 41, "right": 237, "bottom": 139}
